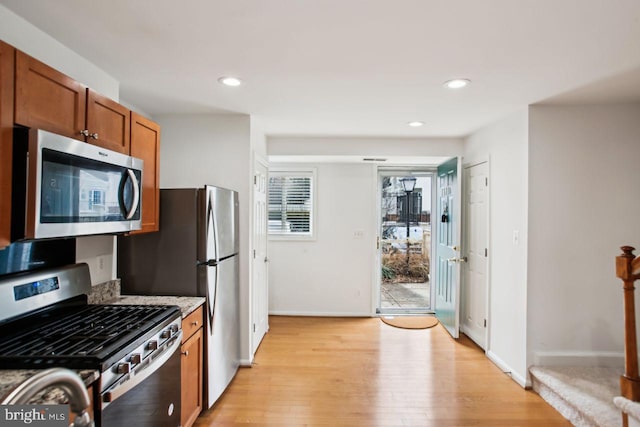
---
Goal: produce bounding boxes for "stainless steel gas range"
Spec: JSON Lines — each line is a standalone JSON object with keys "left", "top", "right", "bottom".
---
{"left": 0, "top": 263, "right": 182, "bottom": 427}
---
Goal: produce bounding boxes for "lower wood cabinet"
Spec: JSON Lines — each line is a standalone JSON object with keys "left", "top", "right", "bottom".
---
{"left": 181, "top": 306, "right": 204, "bottom": 427}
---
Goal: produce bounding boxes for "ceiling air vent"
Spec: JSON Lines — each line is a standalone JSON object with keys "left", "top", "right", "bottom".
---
{"left": 362, "top": 158, "right": 387, "bottom": 162}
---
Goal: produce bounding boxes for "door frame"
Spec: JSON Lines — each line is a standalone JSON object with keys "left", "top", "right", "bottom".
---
{"left": 250, "top": 153, "right": 269, "bottom": 360}
{"left": 373, "top": 167, "right": 437, "bottom": 315}
{"left": 461, "top": 156, "right": 491, "bottom": 353}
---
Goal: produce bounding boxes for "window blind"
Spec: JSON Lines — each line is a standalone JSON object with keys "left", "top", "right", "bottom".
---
{"left": 268, "top": 172, "right": 313, "bottom": 236}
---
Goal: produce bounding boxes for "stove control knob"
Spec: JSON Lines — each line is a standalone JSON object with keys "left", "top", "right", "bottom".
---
{"left": 160, "top": 329, "right": 172, "bottom": 339}
{"left": 170, "top": 324, "right": 179, "bottom": 334}
{"left": 116, "top": 362, "right": 131, "bottom": 374}
{"left": 130, "top": 353, "right": 142, "bottom": 364}
{"left": 147, "top": 340, "right": 158, "bottom": 351}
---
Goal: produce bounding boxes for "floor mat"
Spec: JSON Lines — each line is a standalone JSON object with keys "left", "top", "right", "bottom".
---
{"left": 380, "top": 316, "right": 439, "bottom": 329}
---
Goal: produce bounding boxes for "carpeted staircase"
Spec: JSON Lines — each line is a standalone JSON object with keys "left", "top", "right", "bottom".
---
{"left": 529, "top": 366, "right": 624, "bottom": 427}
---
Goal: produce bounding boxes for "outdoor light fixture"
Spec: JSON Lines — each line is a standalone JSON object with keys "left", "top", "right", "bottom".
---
{"left": 400, "top": 177, "right": 417, "bottom": 269}
{"left": 400, "top": 177, "right": 417, "bottom": 192}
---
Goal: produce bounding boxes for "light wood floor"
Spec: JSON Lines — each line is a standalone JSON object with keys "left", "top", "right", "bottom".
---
{"left": 194, "top": 316, "right": 570, "bottom": 426}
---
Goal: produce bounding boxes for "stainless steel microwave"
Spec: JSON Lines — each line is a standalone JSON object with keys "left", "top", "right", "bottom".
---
{"left": 12, "top": 129, "right": 143, "bottom": 240}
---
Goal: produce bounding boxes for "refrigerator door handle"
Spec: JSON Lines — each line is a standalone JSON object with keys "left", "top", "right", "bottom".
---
{"left": 206, "top": 197, "right": 220, "bottom": 328}
{"left": 208, "top": 264, "right": 219, "bottom": 330}
{"left": 210, "top": 193, "right": 220, "bottom": 262}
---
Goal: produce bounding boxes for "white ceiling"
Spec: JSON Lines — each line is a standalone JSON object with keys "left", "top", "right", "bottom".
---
{"left": 2, "top": 0, "right": 640, "bottom": 138}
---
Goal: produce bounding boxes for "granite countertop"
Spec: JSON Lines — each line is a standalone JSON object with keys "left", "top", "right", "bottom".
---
{"left": 88, "top": 279, "right": 206, "bottom": 318}
{"left": 0, "top": 369, "right": 99, "bottom": 405}
{"left": 109, "top": 295, "right": 206, "bottom": 318}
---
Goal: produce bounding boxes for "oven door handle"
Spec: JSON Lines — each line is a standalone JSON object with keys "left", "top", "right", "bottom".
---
{"left": 102, "top": 330, "right": 182, "bottom": 404}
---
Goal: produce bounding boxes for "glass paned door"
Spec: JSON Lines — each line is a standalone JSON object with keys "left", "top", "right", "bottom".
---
{"left": 378, "top": 173, "right": 433, "bottom": 313}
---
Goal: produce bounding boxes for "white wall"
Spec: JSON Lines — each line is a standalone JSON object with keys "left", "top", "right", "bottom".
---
{"left": 250, "top": 116, "right": 268, "bottom": 159}
{"left": 269, "top": 136, "right": 462, "bottom": 157}
{"left": 463, "top": 109, "right": 529, "bottom": 386}
{"left": 267, "top": 136, "right": 464, "bottom": 316}
{"left": 0, "top": 4, "right": 121, "bottom": 285}
{"left": 155, "top": 113, "right": 254, "bottom": 363}
{"left": 527, "top": 104, "right": 640, "bottom": 368}
{"left": 269, "top": 163, "right": 377, "bottom": 315}
{"left": 0, "top": 5, "right": 118, "bottom": 100}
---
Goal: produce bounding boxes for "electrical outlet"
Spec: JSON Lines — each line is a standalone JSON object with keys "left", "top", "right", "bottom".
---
{"left": 98, "top": 256, "right": 105, "bottom": 271}
{"left": 353, "top": 230, "right": 364, "bottom": 239}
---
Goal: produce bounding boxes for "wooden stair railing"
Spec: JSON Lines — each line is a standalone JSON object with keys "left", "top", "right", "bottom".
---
{"left": 616, "top": 246, "right": 640, "bottom": 403}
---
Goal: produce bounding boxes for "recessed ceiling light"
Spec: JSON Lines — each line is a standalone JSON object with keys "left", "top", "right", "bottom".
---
{"left": 218, "top": 76, "right": 242, "bottom": 87}
{"left": 407, "top": 121, "right": 424, "bottom": 127}
{"left": 444, "top": 79, "right": 470, "bottom": 89}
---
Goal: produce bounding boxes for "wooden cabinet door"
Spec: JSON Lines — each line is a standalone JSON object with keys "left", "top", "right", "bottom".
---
{"left": 86, "top": 89, "right": 130, "bottom": 154}
{"left": 14, "top": 50, "right": 86, "bottom": 141}
{"left": 130, "top": 112, "right": 160, "bottom": 233}
{"left": 181, "top": 328, "right": 203, "bottom": 427}
{"left": 0, "top": 41, "right": 14, "bottom": 248}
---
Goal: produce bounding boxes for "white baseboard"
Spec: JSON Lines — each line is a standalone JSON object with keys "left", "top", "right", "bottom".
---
{"left": 239, "top": 358, "right": 253, "bottom": 367}
{"left": 269, "top": 310, "right": 370, "bottom": 317}
{"left": 487, "top": 350, "right": 529, "bottom": 388}
{"left": 533, "top": 351, "right": 624, "bottom": 368}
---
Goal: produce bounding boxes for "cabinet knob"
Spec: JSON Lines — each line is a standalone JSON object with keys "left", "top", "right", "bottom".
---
{"left": 191, "top": 321, "right": 199, "bottom": 326}
{"left": 90, "top": 132, "right": 99, "bottom": 140}
{"left": 181, "top": 350, "right": 189, "bottom": 357}
{"left": 79, "top": 129, "right": 90, "bottom": 137}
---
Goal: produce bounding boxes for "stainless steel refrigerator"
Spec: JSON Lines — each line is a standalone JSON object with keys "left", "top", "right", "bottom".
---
{"left": 117, "top": 185, "right": 240, "bottom": 408}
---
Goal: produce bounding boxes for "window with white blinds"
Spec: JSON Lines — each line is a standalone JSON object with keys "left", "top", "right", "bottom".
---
{"left": 268, "top": 170, "right": 315, "bottom": 238}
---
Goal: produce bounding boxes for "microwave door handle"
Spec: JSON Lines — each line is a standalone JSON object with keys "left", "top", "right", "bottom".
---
{"left": 124, "top": 169, "right": 140, "bottom": 220}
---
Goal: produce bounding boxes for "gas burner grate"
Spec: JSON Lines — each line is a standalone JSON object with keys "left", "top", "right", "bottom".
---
{"left": 0, "top": 304, "right": 179, "bottom": 369}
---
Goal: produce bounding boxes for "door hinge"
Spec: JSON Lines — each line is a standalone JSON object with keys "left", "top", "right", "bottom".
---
{"left": 485, "top": 177, "right": 488, "bottom": 186}
{"left": 254, "top": 175, "right": 257, "bottom": 185}
{"left": 484, "top": 248, "right": 488, "bottom": 257}
{"left": 376, "top": 236, "right": 380, "bottom": 250}
{"left": 253, "top": 249, "right": 256, "bottom": 258}
{"left": 484, "top": 319, "right": 487, "bottom": 328}
{"left": 253, "top": 323, "right": 256, "bottom": 332}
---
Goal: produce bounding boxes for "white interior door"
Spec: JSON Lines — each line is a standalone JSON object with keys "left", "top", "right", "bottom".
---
{"left": 462, "top": 161, "right": 489, "bottom": 349}
{"left": 252, "top": 158, "right": 269, "bottom": 354}
{"left": 435, "top": 157, "right": 463, "bottom": 338}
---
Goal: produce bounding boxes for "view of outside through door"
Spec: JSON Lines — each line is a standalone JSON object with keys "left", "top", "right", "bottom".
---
{"left": 379, "top": 174, "right": 432, "bottom": 313}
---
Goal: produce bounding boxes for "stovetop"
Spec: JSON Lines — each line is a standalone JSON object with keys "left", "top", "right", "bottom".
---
{"left": 0, "top": 303, "right": 181, "bottom": 371}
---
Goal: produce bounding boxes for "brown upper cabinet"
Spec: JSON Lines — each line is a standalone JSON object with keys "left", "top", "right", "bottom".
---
{"left": 1, "top": 42, "right": 160, "bottom": 242}
{"left": 14, "top": 51, "right": 130, "bottom": 154}
{"left": 130, "top": 112, "right": 160, "bottom": 234}
{"left": 86, "top": 89, "right": 130, "bottom": 154}
{"left": 0, "top": 41, "right": 15, "bottom": 248}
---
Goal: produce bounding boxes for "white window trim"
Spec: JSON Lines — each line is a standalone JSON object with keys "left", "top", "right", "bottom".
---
{"left": 268, "top": 167, "right": 317, "bottom": 241}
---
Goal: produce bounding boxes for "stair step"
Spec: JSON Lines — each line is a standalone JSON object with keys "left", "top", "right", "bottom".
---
{"left": 614, "top": 396, "right": 640, "bottom": 426}
{"left": 529, "top": 366, "right": 621, "bottom": 427}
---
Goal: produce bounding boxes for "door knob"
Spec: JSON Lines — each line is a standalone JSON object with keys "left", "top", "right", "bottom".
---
{"left": 264, "top": 257, "right": 269, "bottom": 263}
{"left": 447, "top": 257, "right": 468, "bottom": 263}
